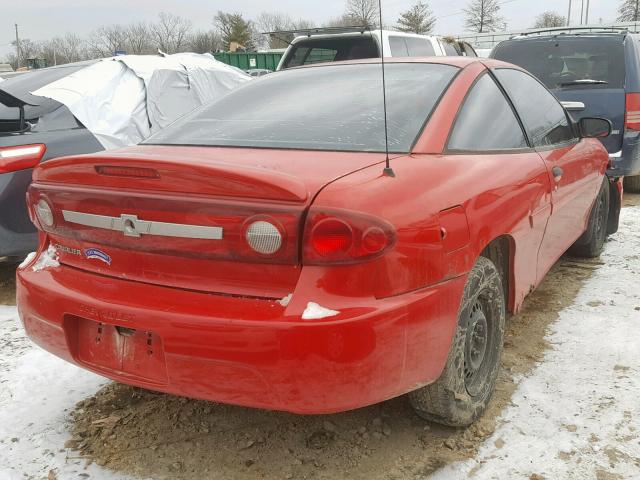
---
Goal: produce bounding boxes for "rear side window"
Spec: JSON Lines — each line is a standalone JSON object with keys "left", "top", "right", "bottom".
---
{"left": 448, "top": 73, "right": 527, "bottom": 151}
{"left": 148, "top": 63, "right": 458, "bottom": 153}
{"left": 389, "top": 37, "right": 409, "bottom": 56}
{"left": 442, "top": 42, "right": 459, "bottom": 56}
{"left": 405, "top": 37, "right": 436, "bottom": 56}
{"left": 494, "top": 68, "right": 576, "bottom": 147}
{"left": 389, "top": 37, "right": 436, "bottom": 57}
{"left": 281, "top": 37, "right": 379, "bottom": 69}
{"left": 491, "top": 36, "right": 625, "bottom": 90}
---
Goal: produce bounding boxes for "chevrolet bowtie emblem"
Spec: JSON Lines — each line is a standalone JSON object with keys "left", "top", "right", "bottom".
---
{"left": 61, "top": 211, "right": 224, "bottom": 240}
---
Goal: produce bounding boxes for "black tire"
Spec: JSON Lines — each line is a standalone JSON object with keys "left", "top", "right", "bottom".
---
{"left": 569, "top": 178, "right": 610, "bottom": 258}
{"left": 409, "top": 256, "right": 505, "bottom": 427}
{"left": 624, "top": 175, "right": 640, "bottom": 193}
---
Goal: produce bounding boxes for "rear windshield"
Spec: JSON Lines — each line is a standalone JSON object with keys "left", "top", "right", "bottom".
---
{"left": 281, "top": 36, "right": 379, "bottom": 69}
{"left": 492, "top": 36, "right": 625, "bottom": 90}
{"left": 147, "top": 63, "right": 458, "bottom": 153}
{"left": 0, "top": 62, "right": 92, "bottom": 122}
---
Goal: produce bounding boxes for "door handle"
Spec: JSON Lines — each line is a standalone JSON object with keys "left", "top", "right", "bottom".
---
{"left": 552, "top": 166, "right": 563, "bottom": 181}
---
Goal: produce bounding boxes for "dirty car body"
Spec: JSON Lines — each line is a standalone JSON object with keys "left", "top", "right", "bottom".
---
{"left": 16, "top": 58, "right": 614, "bottom": 418}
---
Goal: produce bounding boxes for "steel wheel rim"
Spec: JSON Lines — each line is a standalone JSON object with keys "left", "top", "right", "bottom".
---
{"left": 464, "top": 298, "right": 493, "bottom": 397}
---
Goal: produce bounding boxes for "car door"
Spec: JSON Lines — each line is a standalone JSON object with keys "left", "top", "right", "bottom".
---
{"left": 445, "top": 71, "right": 553, "bottom": 302}
{"left": 493, "top": 68, "right": 602, "bottom": 280}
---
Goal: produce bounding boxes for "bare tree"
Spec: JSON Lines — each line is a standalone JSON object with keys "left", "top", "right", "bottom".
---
{"left": 618, "top": 0, "right": 640, "bottom": 21}
{"left": 396, "top": 2, "right": 436, "bottom": 34}
{"left": 215, "top": 12, "right": 255, "bottom": 51}
{"left": 55, "top": 34, "right": 87, "bottom": 63}
{"left": 126, "top": 22, "right": 153, "bottom": 54}
{"left": 324, "top": 15, "right": 357, "bottom": 28}
{"left": 256, "top": 12, "right": 314, "bottom": 49}
{"left": 345, "top": 0, "right": 379, "bottom": 26}
{"left": 188, "top": 31, "right": 222, "bottom": 54}
{"left": 11, "top": 38, "right": 40, "bottom": 65}
{"left": 89, "top": 25, "right": 128, "bottom": 57}
{"left": 150, "top": 12, "right": 193, "bottom": 54}
{"left": 533, "top": 11, "right": 566, "bottom": 28}
{"left": 464, "top": 0, "right": 505, "bottom": 33}
{"left": 38, "top": 40, "right": 59, "bottom": 66}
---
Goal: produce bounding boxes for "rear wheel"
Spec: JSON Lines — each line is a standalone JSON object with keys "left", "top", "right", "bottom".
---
{"left": 624, "top": 175, "right": 640, "bottom": 193}
{"left": 409, "top": 256, "right": 505, "bottom": 427}
{"left": 569, "top": 178, "right": 609, "bottom": 258}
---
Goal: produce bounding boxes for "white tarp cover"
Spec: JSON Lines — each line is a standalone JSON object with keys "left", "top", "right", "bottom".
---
{"left": 32, "top": 53, "right": 251, "bottom": 150}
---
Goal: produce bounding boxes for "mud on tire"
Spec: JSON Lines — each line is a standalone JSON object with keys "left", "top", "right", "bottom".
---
{"left": 409, "top": 256, "right": 505, "bottom": 427}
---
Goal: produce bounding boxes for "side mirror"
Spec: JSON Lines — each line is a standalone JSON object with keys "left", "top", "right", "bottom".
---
{"left": 579, "top": 117, "right": 612, "bottom": 138}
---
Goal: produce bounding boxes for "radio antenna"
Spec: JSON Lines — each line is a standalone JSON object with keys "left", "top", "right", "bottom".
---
{"left": 378, "top": 0, "right": 395, "bottom": 177}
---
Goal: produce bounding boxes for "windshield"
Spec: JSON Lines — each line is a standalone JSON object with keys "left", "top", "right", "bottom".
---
{"left": 281, "top": 36, "right": 380, "bottom": 69}
{"left": 0, "top": 62, "right": 93, "bottom": 121}
{"left": 147, "top": 63, "right": 458, "bottom": 153}
{"left": 491, "top": 36, "right": 625, "bottom": 90}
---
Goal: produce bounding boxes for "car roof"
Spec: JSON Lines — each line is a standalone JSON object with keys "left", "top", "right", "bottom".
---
{"left": 281, "top": 56, "right": 527, "bottom": 84}
{"left": 289, "top": 55, "right": 496, "bottom": 70}
{"left": 289, "top": 29, "right": 440, "bottom": 44}
{"left": 501, "top": 32, "right": 627, "bottom": 43}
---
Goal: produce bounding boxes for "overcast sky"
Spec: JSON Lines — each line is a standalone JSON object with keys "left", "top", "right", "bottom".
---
{"left": 0, "top": 0, "right": 620, "bottom": 58}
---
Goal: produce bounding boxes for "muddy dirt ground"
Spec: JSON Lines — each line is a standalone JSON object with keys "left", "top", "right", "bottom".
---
{"left": 4, "top": 193, "right": 639, "bottom": 480}
{"left": 65, "top": 258, "right": 596, "bottom": 480}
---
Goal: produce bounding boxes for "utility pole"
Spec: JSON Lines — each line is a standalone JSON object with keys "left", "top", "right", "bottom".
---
{"left": 567, "top": 0, "right": 572, "bottom": 26}
{"left": 14, "top": 23, "right": 20, "bottom": 69}
{"left": 580, "top": 0, "right": 584, "bottom": 25}
{"left": 585, "top": 0, "right": 590, "bottom": 25}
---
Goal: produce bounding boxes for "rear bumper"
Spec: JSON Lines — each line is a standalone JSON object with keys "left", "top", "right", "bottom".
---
{"left": 609, "top": 130, "right": 640, "bottom": 177}
{"left": 15, "top": 260, "right": 465, "bottom": 414}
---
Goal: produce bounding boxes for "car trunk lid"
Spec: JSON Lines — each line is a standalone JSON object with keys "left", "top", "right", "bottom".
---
{"left": 29, "top": 145, "right": 386, "bottom": 299}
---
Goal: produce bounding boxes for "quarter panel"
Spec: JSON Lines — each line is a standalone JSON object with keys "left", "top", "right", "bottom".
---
{"left": 310, "top": 152, "right": 552, "bottom": 310}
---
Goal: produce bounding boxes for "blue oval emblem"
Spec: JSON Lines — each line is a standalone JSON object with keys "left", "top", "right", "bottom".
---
{"left": 84, "top": 248, "right": 111, "bottom": 266}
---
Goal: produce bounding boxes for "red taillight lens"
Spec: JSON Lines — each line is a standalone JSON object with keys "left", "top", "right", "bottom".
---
{"left": 304, "top": 208, "right": 395, "bottom": 265}
{"left": 626, "top": 93, "right": 640, "bottom": 131}
{"left": 311, "top": 219, "right": 353, "bottom": 256}
{"left": 0, "top": 144, "right": 46, "bottom": 174}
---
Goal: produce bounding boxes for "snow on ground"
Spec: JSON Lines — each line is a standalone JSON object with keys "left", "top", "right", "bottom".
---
{"left": 0, "top": 207, "right": 639, "bottom": 480}
{"left": 0, "top": 306, "right": 128, "bottom": 480}
{"left": 432, "top": 206, "right": 640, "bottom": 479}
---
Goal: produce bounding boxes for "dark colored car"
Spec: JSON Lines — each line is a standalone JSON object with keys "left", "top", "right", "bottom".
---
{"left": 0, "top": 61, "right": 102, "bottom": 262}
{"left": 491, "top": 32, "right": 640, "bottom": 193}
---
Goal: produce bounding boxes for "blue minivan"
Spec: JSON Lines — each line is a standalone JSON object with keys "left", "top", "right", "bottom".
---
{"left": 491, "top": 32, "right": 640, "bottom": 192}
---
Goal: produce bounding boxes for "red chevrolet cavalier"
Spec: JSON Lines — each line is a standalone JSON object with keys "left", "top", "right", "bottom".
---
{"left": 16, "top": 57, "right": 620, "bottom": 426}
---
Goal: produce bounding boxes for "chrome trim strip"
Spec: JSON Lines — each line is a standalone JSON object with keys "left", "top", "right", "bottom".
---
{"left": 61, "top": 210, "right": 223, "bottom": 240}
{"left": 561, "top": 101, "right": 586, "bottom": 111}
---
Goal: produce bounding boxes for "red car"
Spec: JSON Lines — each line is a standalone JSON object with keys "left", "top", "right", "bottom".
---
{"left": 16, "top": 57, "right": 619, "bottom": 427}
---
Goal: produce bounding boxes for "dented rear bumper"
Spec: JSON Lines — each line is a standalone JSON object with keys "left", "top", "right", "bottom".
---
{"left": 15, "top": 255, "right": 464, "bottom": 414}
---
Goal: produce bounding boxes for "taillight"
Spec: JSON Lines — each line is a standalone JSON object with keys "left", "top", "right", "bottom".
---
{"left": 303, "top": 208, "right": 395, "bottom": 265}
{"left": 244, "top": 218, "right": 284, "bottom": 255}
{"left": 96, "top": 166, "right": 160, "bottom": 178}
{"left": 625, "top": 93, "right": 640, "bottom": 131}
{"left": 0, "top": 144, "right": 46, "bottom": 174}
{"left": 35, "top": 199, "right": 55, "bottom": 228}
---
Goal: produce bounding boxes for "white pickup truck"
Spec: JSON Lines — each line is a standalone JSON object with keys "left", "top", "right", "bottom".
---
{"left": 275, "top": 28, "right": 477, "bottom": 70}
